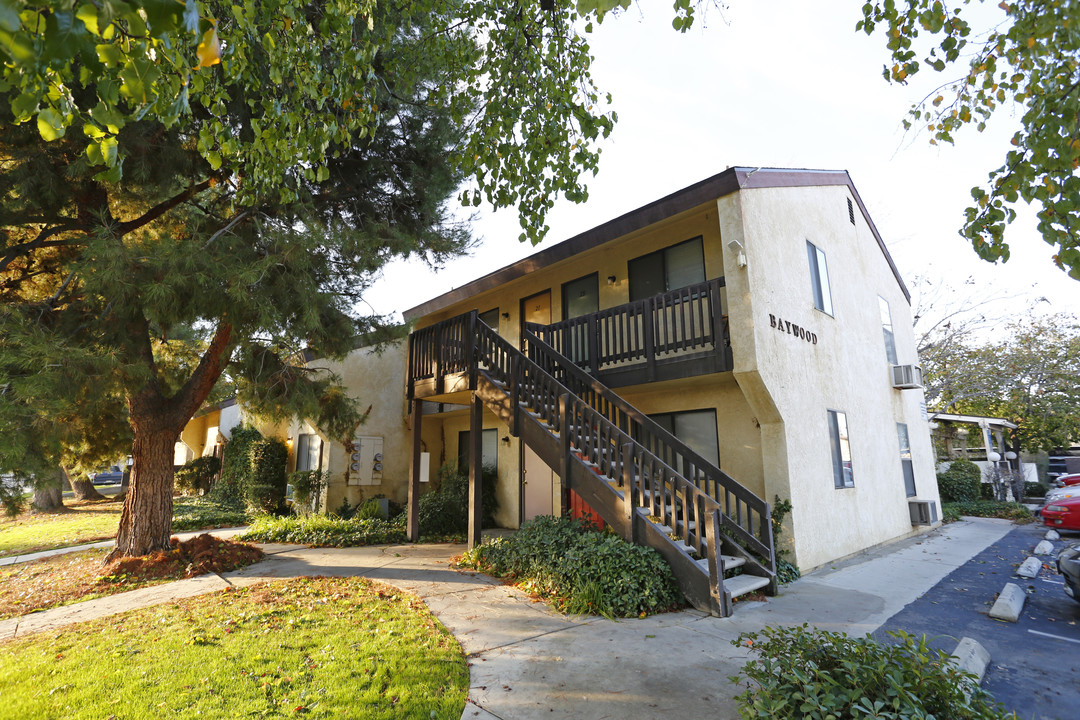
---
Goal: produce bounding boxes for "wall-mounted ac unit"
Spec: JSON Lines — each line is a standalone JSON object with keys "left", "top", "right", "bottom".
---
{"left": 891, "top": 364, "right": 924, "bottom": 389}
{"left": 909, "top": 499, "right": 938, "bottom": 526}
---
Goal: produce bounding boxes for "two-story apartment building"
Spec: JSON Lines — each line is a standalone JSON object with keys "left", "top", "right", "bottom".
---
{"left": 265, "top": 167, "right": 938, "bottom": 616}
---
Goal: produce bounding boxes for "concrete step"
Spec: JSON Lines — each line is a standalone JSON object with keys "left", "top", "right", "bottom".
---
{"left": 724, "top": 574, "right": 771, "bottom": 598}
{"left": 694, "top": 555, "right": 746, "bottom": 573}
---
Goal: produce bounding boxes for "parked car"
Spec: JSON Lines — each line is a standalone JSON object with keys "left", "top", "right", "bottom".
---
{"left": 91, "top": 465, "right": 123, "bottom": 485}
{"left": 1044, "top": 484, "right": 1080, "bottom": 504}
{"left": 1056, "top": 543, "right": 1080, "bottom": 604}
{"left": 1054, "top": 473, "right": 1080, "bottom": 488}
{"left": 1042, "top": 496, "right": 1080, "bottom": 531}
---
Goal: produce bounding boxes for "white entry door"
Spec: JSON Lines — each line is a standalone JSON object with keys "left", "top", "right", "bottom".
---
{"left": 522, "top": 445, "right": 555, "bottom": 521}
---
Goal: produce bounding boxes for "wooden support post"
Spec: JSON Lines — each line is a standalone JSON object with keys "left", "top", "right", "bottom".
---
{"left": 708, "top": 508, "right": 728, "bottom": 617}
{"left": 407, "top": 399, "right": 423, "bottom": 542}
{"left": 643, "top": 299, "right": 657, "bottom": 382}
{"left": 468, "top": 394, "right": 483, "bottom": 550}
{"left": 559, "top": 394, "right": 571, "bottom": 484}
{"left": 622, "top": 443, "right": 637, "bottom": 543}
{"left": 587, "top": 315, "right": 599, "bottom": 376}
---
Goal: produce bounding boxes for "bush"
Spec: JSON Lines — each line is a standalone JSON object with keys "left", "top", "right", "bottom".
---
{"left": 238, "top": 514, "right": 406, "bottom": 547}
{"left": 288, "top": 470, "right": 325, "bottom": 515}
{"left": 942, "top": 500, "right": 1034, "bottom": 523}
{"left": 1024, "top": 481, "right": 1047, "bottom": 498}
{"left": 174, "top": 456, "right": 221, "bottom": 496}
{"left": 418, "top": 491, "right": 464, "bottom": 536}
{"left": 171, "top": 496, "right": 250, "bottom": 532}
{"left": 442, "top": 462, "right": 499, "bottom": 528}
{"left": 213, "top": 424, "right": 263, "bottom": 504}
{"left": 460, "top": 515, "right": 682, "bottom": 618}
{"left": 247, "top": 438, "right": 288, "bottom": 513}
{"left": 730, "top": 624, "right": 1016, "bottom": 719}
{"left": 937, "top": 459, "right": 983, "bottom": 502}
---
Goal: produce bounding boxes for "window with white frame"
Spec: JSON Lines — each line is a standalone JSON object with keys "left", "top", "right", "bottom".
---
{"left": 828, "top": 410, "right": 853, "bottom": 488}
{"left": 806, "top": 240, "right": 833, "bottom": 316}
{"left": 879, "top": 296, "right": 898, "bottom": 364}
{"left": 897, "top": 422, "right": 916, "bottom": 497}
{"left": 295, "top": 433, "right": 322, "bottom": 472}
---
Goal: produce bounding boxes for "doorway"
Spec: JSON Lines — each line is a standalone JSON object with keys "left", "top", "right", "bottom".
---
{"left": 520, "top": 289, "right": 551, "bottom": 332}
{"left": 522, "top": 445, "right": 556, "bottom": 521}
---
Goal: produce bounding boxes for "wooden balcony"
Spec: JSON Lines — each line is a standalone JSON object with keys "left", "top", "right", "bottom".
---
{"left": 527, "top": 277, "right": 731, "bottom": 389}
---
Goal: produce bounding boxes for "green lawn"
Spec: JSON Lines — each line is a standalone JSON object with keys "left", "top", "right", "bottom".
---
{"left": 0, "top": 577, "right": 468, "bottom": 719}
{"left": 0, "top": 496, "right": 252, "bottom": 558}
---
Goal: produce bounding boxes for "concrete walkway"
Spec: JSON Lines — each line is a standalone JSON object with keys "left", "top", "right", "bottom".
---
{"left": 0, "top": 518, "right": 1015, "bottom": 720}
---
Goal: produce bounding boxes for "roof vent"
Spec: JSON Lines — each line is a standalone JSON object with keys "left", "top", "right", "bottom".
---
{"left": 847, "top": 197, "right": 855, "bottom": 225}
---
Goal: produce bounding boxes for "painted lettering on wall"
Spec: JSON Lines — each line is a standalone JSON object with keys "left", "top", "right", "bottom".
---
{"left": 769, "top": 313, "right": 818, "bottom": 345}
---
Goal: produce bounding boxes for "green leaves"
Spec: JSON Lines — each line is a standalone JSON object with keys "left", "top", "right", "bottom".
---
{"left": 861, "top": 0, "right": 1080, "bottom": 279}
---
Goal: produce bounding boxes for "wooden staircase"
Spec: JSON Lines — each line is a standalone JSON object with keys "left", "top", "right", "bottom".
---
{"left": 409, "top": 311, "right": 775, "bottom": 617}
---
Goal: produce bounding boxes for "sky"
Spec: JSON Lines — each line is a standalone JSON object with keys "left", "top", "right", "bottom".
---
{"left": 363, "top": 1, "right": 1077, "bottom": 329}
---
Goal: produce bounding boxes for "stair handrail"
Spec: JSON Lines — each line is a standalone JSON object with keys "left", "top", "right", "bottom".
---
{"left": 522, "top": 326, "right": 773, "bottom": 561}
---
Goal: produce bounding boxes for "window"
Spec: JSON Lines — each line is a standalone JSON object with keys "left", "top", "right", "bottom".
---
{"left": 879, "top": 296, "right": 897, "bottom": 364}
{"left": 295, "top": 433, "right": 322, "bottom": 472}
{"left": 648, "top": 409, "right": 720, "bottom": 474}
{"left": 628, "top": 237, "right": 706, "bottom": 302}
{"left": 806, "top": 240, "right": 833, "bottom": 316}
{"left": 897, "top": 423, "right": 916, "bottom": 497}
{"left": 561, "top": 273, "right": 598, "bottom": 320}
{"left": 478, "top": 307, "right": 500, "bottom": 331}
{"left": 828, "top": 410, "right": 853, "bottom": 488}
{"left": 457, "top": 428, "right": 499, "bottom": 472}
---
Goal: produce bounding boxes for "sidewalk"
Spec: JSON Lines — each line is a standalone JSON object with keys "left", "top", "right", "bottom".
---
{"left": 0, "top": 517, "right": 1015, "bottom": 720}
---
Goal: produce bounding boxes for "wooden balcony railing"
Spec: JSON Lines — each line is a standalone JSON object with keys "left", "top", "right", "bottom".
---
{"left": 526, "top": 278, "right": 730, "bottom": 383}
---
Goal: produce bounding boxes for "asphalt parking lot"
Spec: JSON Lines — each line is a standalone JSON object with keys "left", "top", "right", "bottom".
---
{"left": 875, "top": 521, "right": 1080, "bottom": 720}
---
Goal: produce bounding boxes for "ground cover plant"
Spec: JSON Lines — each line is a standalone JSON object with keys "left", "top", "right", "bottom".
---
{"left": 943, "top": 501, "right": 1034, "bottom": 524}
{"left": 239, "top": 514, "right": 407, "bottom": 547}
{"left": 0, "top": 577, "right": 468, "bottom": 719}
{"left": 171, "top": 496, "right": 252, "bottom": 532}
{"left": 0, "top": 535, "right": 263, "bottom": 620}
{"left": 459, "top": 515, "right": 682, "bottom": 618}
{"left": 730, "top": 624, "right": 1017, "bottom": 719}
{"left": 0, "top": 498, "right": 121, "bottom": 558}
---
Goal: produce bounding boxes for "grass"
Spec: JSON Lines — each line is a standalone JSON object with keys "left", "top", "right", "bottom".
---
{"left": 0, "top": 495, "right": 253, "bottom": 558}
{"left": 0, "top": 577, "right": 468, "bottom": 719}
{"left": 0, "top": 536, "right": 264, "bottom": 620}
{"left": 239, "top": 513, "right": 407, "bottom": 547}
{"left": 0, "top": 498, "right": 122, "bottom": 558}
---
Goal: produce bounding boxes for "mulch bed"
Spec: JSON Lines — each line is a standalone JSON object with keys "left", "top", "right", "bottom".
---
{"left": 0, "top": 535, "right": 264, "bottom": 620}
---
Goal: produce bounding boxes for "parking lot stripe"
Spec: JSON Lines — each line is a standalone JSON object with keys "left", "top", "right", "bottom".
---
{"left": 1027, "top": 630, "right": 1080, "bottom": 645}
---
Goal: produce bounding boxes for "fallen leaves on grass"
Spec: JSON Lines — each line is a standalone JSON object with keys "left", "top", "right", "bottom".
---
{"left": 0, "top": 535, "right": 263, "bottom": 619}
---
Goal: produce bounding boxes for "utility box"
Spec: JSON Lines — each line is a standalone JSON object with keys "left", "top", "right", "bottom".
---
{"left": 348, "top": 436, "right": 384, "bottom": 486}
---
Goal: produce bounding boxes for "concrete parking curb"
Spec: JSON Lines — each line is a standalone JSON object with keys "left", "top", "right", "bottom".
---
{"left": 1016, "top": 556, "right": 1041, "bottom": 578}
{"left": 951, "top": 637, "right": 990, "bottom": 684}
{"left": 988, "top": 582, "right": 1026, "bottom": 622}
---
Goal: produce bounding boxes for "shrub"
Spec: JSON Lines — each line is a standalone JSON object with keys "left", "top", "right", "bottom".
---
{"left": 213, "top": 424, "right": 263, "bottom": 504}
{"left": 288, "top": 470, "right": 326, "bottom": 515}
{"left": 770, "top": 495, "right": 800, "bottom": 585}
{"left": 937, "top": 459, "right": 983, "bottom": 502}
{"left": 174, "top": 456, "right": 221, "bottom": 496}
{"left": 730, "top": 624, "right": 1017, "bottom": 719}
{"left": 942, "top": 500, "right": 1034, "bottom": 523}
{"left": 460, "top": 515, "right": 682, "bottom": 618}
{"left": 247, "top": 438, "right": 288, "bottom": 513}
{"left": 418, "top": 491, "right": 464, "bottom": 536}
{"left": 238, "top": 514, "right": 406, "bottom": 547}
{"left": 441, "top": 462, "right": 499, "bottom": 528}
{"left": 1024, "top": 481, "right": 1047, "bottom": 498}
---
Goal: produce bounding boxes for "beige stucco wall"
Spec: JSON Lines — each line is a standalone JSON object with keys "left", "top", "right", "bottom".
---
{"left": 285, "top": 341, "right": 414, "bottom": 513}
{"left": 719, "top": 184, "right": 939, "bottom": 571}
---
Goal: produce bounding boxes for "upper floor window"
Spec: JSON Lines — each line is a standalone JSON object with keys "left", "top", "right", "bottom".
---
{"left": 628, "top": 236, "right": 706, "bottom": 302}
{"left": 806, "top": 240, "right": 833, "bottom": 316}
{"left": 878, "top": 296, "right": 897, "bottom": 364}
{"left": 828, "top": 410, "right": 853, "bottom": 488}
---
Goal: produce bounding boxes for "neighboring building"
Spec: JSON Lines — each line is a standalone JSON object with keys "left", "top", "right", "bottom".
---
{"left": 175, "top": 398, "right": 245, "bottom": 466}
{"left": 928, "top": 412, "right": 1038, "bottom": 484}
{"left": 192, "top": 167, "right": 941, "bottom": 617}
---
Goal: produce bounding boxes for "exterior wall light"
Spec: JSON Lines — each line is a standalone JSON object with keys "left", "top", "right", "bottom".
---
{"left": 607, "top": 275, "right": 616, "bottom": 286}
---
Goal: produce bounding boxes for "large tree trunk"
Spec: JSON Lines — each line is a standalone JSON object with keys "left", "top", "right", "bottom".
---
{"left": 66, "top": 466, "right": 106, "bottom": 501}
{"left": 32, "top": 470, "right": 64, "bottom": 511}
{"left": 109, "top": 425, "right": 179, "bottom": 558}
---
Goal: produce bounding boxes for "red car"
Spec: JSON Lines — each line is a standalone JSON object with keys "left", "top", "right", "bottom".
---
{"left": 1042, "top": 495, "right": 1080, "bottom": 531}
{"left": 1057, "top": 473, "right": 1080, "bottom": 487}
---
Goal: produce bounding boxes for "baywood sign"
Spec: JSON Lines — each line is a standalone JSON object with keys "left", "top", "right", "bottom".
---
{"left": 769, "top": 314, "right": 817, "bottom": 345}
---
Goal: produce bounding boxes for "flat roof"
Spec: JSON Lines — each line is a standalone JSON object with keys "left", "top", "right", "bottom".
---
{"left": 929, "top": 413, "right": 1019, "bottom": 430}
{"left": 403, "top": 166, "right": 909, "bottom": 321}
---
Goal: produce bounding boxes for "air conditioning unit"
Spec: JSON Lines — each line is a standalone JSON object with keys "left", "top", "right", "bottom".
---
{"left": 909, "top": 499, "right": 938, "bottom": 526}
{"left": 891, "top": 364, "right": 923, "bottom": 389}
